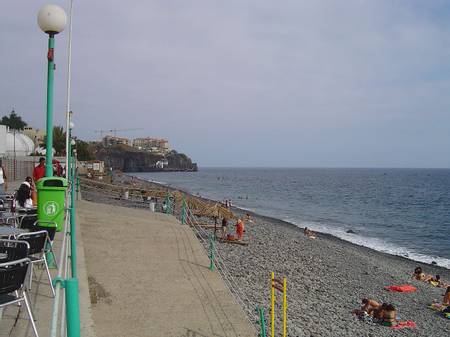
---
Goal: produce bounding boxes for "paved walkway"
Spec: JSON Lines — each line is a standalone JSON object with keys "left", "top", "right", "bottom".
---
{"left": 78, "top": 200, "right": 256, "bottom": 337}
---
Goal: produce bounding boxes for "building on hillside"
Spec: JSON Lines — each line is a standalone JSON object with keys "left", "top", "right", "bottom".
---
{"left": 132, "top": 137, "right": 170, "bottom": 154}
{"left": 23, "top": 127, "right": 46, "bottom": 146}
{"left": 103, "top": 135, "right": 130, "bottom": 147}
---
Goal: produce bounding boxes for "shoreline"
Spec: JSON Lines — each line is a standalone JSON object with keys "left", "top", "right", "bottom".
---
{"left": 133, "top": 174, "right": 450, "bottom": 271}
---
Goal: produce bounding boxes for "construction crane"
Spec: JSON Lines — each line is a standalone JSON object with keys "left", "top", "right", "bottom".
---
{"left": 94, "top": 128, "right": 143, "bottom": 138}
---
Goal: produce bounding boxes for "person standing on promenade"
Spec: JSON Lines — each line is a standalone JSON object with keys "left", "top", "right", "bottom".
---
{"left": 33, "top": 157, "right": 46, "bottom": 182}
{"left": 0, "top": 159, "right": 8, "bottom": 195}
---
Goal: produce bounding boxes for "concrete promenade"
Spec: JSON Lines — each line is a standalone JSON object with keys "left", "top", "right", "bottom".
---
{"left": 78, "top": 200, "right": 256, "bottom": 337}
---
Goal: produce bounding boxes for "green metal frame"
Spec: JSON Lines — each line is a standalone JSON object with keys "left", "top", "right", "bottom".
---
{"left": 181, "top": 197, "right": 187, "bottom": 224}
{"left": 45, "top": 34, "right": 55, "bottom": 177}
{"left": 209, "top": 235, "right": 215, "bottom": 271}
{"left": 256, "top": 307, "right": 267, "bottom": 337}
{"left": 70, "top": 151, "right": 77, "bottom": 278}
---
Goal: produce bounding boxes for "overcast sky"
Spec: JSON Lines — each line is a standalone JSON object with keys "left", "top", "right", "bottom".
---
{"left": 1, "top": 1, "right": 450, "bottom": 167}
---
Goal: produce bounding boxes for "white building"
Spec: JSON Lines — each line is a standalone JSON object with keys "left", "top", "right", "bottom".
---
{"left": 0, "top": 125, "right": 35, "bottom": 157}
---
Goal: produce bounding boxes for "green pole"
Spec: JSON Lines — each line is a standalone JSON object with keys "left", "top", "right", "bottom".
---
{"left": 67, "top": 132, "right": 72, "bottom": 182}
{"left": 45, "top": 34, "right": 55, "bottom": 177}
{"left": 70, "top": 154, "right": 77, "bottom": 278}
{"left": 209, "top": 235, "right": 215, "bottom": 271}
{"left": 76, "top": 175, "right": 80, "bottom": 200}
{"left": 65, "top": 278, "right": 81, "bottom": 337}
{"left": 259, "top": 307, "right": 267, "bottom": 337}
{"left": 181, "top": 197, "right": 186, "bottom": 224}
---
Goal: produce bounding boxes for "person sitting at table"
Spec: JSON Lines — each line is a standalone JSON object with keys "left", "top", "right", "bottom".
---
{"left": 15, "top": 177, "right": 33, "bottom": 209}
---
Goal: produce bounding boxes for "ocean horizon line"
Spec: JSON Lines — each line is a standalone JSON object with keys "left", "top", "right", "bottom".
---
{"left": 195, "top": 166, "right": 450, "bottom": 170}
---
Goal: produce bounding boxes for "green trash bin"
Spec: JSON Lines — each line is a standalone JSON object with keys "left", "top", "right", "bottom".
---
{"left": 37, "top": 177, "right": 68, "bottom": 232}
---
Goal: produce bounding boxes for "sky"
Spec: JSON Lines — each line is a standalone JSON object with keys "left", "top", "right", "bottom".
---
{"left": 1, "top": 0, "right": 450, "bottom": 168}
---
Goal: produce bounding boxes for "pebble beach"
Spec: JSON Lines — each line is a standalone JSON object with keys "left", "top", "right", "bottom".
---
{"left": 81, "top": 176, "right": 450, "bottom": 337}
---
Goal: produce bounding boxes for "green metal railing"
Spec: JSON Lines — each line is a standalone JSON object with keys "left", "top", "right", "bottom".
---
{"left": 49, "top": 151, "right": 80, "bottom": 337}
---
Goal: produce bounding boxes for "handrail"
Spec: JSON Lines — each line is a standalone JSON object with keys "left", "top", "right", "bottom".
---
{"left": 48, "top": 157, "right": 80, "bottom": 337}
{"left": 49, "top": 208, "right": 70, "bottom": 337}
{"left": 183, "top": 204, "right": 257, "bottom": 328}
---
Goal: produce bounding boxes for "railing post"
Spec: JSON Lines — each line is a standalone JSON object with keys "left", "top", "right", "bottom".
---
{"left": 209, "top": 235, "right": 215, "bottom": 271}
{"left": 65, "top": 278, "right": 81, "bottom": 337}
{"left": 164, "top": 195, "right": 169, "bottom": 214}
{"left": 271, "top": 272, "right": 275, "bottom": 337}
{"left": 256, "top": 307, "right": 267, "bottom": 337}
{"left": 181, "top": 197, "right": 186, "bottom": 224}
{"left": 70, "top": 158, "right": 77, "bottom": 278}
{"left": 283, "top": 277, "right": 287, "bottom": 337}
{"left": 76, "top": 175, "right": 80, "bottom": 200}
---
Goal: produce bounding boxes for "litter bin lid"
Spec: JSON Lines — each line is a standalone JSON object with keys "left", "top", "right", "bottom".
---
{"left": 36, "top": 177, "right": 68, "bottom": 189}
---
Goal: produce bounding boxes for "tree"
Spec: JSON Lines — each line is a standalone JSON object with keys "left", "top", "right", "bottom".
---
{"left": 1, "top": 109, "right": 27, "bottom": 130}
{"left": 52, "top": 126, "right": 66, "bottom": 156}
{"left": 43, "top": 126, "right": 66, "bottom": 156}
{"left": 76, "top": 140, "right": 94, "bottom": 161}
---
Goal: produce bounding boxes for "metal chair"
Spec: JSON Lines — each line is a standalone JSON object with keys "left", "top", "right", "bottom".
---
{"left": 19, "top": 213, "right": 38, "bottom": 230}
{"left": 0, "top": 239, "right": 30, "bottom": 263}
{"left": 0, "top": 258, "right": 39, "bottom": 337}
{"left": 16, "top": 231, "right": 55, "bottom": 297}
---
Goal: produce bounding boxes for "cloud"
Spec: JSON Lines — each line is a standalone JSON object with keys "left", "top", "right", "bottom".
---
{"left": 1, "top": 0, "right": 450, "bottom": 167}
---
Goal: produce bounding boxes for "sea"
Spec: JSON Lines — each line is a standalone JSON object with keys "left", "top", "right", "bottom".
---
{"left": 132, "top": 168, "right": 450, "bottom": 269}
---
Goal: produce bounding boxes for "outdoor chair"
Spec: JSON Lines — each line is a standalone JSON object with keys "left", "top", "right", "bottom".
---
{"left": 0, "top": 239, "right": 30, "bottom": 263}
{"left": 19, "top": 216, "right": 57, "bottom": 241}
{"left": 16, "top": 231, "right": 55, "bottom": 297}
{"left": 0, "top": 258, "right": 39, "bottom": 337}
{"left": 19, "top": 213, "right": 38, "bottom": 230}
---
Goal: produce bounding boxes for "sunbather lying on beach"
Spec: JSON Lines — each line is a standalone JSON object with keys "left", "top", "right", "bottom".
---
{"left": 353, "top": 301, "right": 402, "bottom": 326}
{"left": 352, "top": 299, "right": 382, "bottom": 317}
{"left": 412, "top": 268, "right": 449, "bottom": 287}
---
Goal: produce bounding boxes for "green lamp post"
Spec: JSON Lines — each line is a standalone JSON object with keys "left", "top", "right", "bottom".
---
{"left": 38, "top": 4, "right": 67, "bottom": 177}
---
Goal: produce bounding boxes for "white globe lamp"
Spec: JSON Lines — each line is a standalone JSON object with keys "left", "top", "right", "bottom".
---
{"left": 37, "top": 4, "right": 67, "bottom": 35}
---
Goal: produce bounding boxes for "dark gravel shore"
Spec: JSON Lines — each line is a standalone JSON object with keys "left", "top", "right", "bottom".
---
{"left": 81, "top": 177, "right": 450, "bottom": 337}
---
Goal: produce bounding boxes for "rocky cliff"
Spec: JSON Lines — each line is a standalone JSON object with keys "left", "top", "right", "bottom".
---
{"left": 91, "top": 144, "right": 197, "bottom": 172}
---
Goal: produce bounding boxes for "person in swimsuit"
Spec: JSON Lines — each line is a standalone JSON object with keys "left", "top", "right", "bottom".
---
{"left": 352, "top": 299, "right": 381, "bottom": 317}
{"left": 412, "top": 267, "right": 426, "bottom": 281}
{"left": 236, "top": 219, "right": 244, "bottom": 240}
{"left": 381, "top": 304, "right": 397, "bottom": 327}
{"left": 443, "top": 286, "right": 450, "bottom": 306}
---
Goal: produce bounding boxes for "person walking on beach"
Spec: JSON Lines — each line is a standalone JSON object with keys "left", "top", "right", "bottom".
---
{"left": 33, "top": 157, "right": 46, "bottom": 182}
{"left": 0, "top": 159, "right": 8, "bottom": 195}
{"left": 221, "top": 217, "right": 228, "bottom": 239}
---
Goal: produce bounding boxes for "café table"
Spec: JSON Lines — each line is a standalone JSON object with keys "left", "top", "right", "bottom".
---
{"left": 0, "top": 225, "right": 28, "bottom": 238}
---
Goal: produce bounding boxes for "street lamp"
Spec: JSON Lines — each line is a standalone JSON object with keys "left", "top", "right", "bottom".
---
{"left": 38, "top": 4, "right": 67, "bottom": 177}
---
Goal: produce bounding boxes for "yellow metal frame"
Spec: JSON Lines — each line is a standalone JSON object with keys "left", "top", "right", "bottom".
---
{"left": 271, "top": 272, "right": 287, "bottom": 337}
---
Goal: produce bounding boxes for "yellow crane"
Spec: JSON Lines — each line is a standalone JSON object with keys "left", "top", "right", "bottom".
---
{"left": 94, "top": 128, "right": 143, "bottom": 138}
